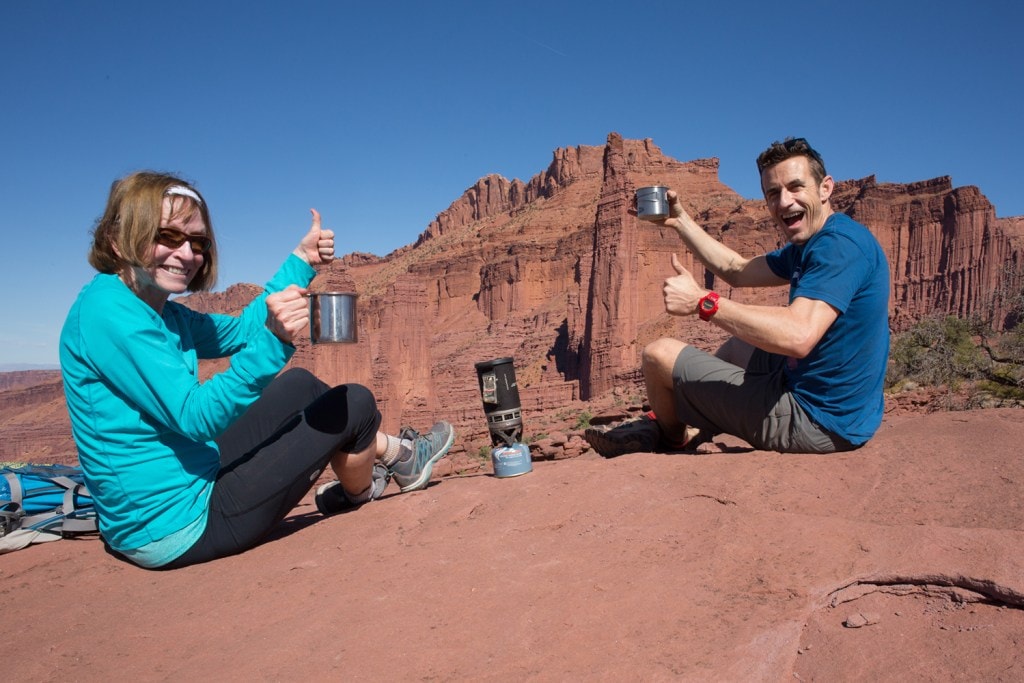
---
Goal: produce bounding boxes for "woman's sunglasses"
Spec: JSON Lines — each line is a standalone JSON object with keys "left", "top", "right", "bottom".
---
{"left": 155, "top": 228, "right": 213, "bottom": 255}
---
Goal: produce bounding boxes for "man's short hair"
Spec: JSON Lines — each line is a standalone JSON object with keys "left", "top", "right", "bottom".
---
{"left": 756, "top": 138, "right": 828, "bottom": 184}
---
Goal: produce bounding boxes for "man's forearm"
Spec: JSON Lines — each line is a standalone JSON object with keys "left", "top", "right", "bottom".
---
{"left": 672, "top": 214, "right": 751, "bottom": 286}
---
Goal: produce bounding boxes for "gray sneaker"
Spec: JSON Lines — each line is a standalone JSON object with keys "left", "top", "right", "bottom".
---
{"left": 389, "top": 421, "right": 455, "bottom": 492}
{"left": 315, "top": 462, "right": 391, "bottom": 515}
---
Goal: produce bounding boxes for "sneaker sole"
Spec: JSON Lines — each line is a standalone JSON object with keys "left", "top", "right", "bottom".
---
{"left": 583, "top": 429, "right": 647, "bottom": 458}
{"left": 397, "top": 427, "right": 456, "bottom": 493}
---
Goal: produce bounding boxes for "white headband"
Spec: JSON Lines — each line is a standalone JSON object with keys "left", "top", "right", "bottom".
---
{"left": 165, "top": 185, "right": 203, "bottom": 206}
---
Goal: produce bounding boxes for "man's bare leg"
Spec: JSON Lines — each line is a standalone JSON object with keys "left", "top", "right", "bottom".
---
{"left": 641, "top": 338, "right": 701, "bottom": 446}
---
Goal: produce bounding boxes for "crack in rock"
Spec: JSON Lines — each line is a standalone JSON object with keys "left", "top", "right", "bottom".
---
{"left": 827, "top": 573, "right": 1024, "bottom": 610}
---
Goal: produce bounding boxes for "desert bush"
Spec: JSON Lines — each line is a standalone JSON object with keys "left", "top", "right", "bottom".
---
{"left": 887, "top": 315, "right": 988, "bottom": 389}
{"left": 975, "top": 324, "right": 1024, "bottom": 399}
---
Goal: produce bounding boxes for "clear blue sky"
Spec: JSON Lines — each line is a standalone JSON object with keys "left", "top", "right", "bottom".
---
{"left": 2, "top": 0, "right": 1021, "bottom": 367}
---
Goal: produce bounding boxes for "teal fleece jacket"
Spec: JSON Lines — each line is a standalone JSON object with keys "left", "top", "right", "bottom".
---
{"left": 59, "top": 255, "right": 315, "bottom": 553}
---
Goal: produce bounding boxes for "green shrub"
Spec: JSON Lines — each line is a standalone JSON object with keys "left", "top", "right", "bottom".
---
{"left": 887, "top": 315, "right": 988, "bottom": 389}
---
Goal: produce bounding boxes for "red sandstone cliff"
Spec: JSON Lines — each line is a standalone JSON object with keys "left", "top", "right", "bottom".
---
{"left": 2, "top": 133, "right": 1021, "bottom": 465}
{"left": 832, "top": 176, "right": 1024, "bottom": 331}
{"left": 0, "top": 371, "right": 70, "bottom": 460}
{"left": 291, "top": 133, "right": 1023, "bottom": 458}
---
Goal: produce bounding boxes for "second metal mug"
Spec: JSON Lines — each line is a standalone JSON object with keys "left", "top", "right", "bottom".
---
{"left": 636, "top": 186, "right": 669, "bottom": 222}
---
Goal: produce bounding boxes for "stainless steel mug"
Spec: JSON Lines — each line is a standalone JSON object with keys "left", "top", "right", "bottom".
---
{"left": 308, "top": 292, "right": 358, "bottom": 344}
{"left": 636, "top": 186, "right": 669, "bottom": 222}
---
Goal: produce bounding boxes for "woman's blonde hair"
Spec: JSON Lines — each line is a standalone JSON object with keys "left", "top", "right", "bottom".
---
{"left": 88, "top": 171, "right": 218, "bottom": 291}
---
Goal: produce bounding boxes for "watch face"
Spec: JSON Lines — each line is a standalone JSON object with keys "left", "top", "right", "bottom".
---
{"left": 701, "top": 299, "right": 714, "bottom": 310}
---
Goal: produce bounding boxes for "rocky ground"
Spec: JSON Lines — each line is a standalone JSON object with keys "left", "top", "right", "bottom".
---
{"left": 4, "top": 408, "right": 1023, "bottom": 681}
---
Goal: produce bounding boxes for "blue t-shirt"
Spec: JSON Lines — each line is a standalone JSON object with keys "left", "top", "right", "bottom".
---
{"left": 60, "top": 255, "right": 315, "bottom": 563}
{"left": 765, "top": 213, "right": 890, "bottom": 445}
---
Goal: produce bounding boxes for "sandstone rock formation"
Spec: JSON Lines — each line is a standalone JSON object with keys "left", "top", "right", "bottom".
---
{"left": 2, "top": 133, "right": 1022, "bottom": 468}
{"left": 274, "top": 133, "right": 1024, "bottom": 461}
{"left": 0, "top": 370, "right": 68, "bottom": 460}
{"left": 832, "top": 175, "right": 1024, "bottom": 331}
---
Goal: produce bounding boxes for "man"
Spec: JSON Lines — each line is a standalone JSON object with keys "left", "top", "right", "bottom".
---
{"left": 585, "top": 138, "right": 890, "bottom": 455}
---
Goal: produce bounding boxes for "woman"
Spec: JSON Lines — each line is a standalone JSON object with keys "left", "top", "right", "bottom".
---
{"left": 60, "top": 171, "right": 454, "bottom": 569}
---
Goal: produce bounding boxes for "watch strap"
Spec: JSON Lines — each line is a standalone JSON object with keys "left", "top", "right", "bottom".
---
{"left": 698, "top": 291, "right": 720, "bottom": 321}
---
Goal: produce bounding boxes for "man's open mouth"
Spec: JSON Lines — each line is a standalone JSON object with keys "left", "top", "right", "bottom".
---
{"left": 782, "top": 211, "right": 804, "bottom": 228}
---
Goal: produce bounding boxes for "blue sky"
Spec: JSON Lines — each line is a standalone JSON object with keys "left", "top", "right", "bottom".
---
{"left": 2, "top": 0, "right": 1021, "bottom": 367}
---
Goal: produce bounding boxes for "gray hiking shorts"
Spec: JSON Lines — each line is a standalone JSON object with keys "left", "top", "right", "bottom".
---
{"left": 671, "top": 345, "right": 857, "bottom": 454}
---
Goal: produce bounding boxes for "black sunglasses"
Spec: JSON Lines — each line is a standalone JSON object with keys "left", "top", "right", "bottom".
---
{"left": 783, "top": 137, "right": 826, "bottom": 167}
{"left": 155, "top": 228, "right": 213, "bottom": 255}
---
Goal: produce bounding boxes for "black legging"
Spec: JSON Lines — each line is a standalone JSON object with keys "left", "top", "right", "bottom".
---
{"left": 162, "top": 368, "right": 381, "bottom": 569}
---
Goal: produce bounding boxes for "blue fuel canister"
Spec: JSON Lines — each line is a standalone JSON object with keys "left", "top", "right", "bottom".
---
{"left": 491, "top": 443, "right": 532, "bottom": 478}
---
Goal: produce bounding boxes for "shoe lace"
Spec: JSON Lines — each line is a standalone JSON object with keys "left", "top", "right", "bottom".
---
{"left": 397, "top": 425, "right": 420, "bottom": 442}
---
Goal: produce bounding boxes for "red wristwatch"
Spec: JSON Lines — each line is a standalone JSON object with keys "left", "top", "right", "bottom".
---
{"left": 698, "top": 291, "right": 720, "bottom": 321}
